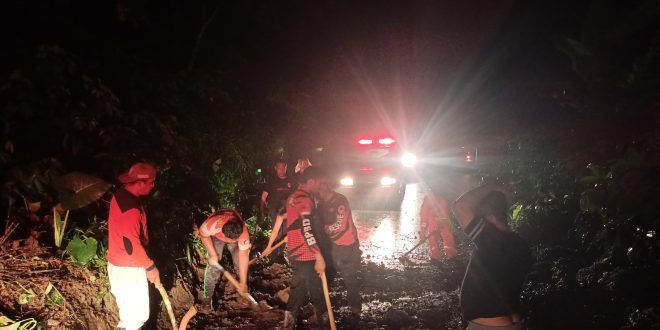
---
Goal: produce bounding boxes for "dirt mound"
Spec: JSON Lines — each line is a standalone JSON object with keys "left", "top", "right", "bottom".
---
{"left": 0, "top": 241, "right": 118, "bottom": 329}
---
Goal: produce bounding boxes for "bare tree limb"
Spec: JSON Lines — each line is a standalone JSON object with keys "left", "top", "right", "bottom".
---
{"left": 187, "top": 2, "right": 220, "bottom": 72}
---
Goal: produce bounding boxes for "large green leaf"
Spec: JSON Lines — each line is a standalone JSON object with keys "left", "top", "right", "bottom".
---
{"left": 53, "top": 172, "right": 112, "bottom": 210}
{"left": 65, "top": 235, "right": 98, "bottom": 266}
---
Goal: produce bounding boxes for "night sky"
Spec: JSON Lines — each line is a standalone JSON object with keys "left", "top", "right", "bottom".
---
{"left": 1, "top": 1, "right": 653, "bottom": 154}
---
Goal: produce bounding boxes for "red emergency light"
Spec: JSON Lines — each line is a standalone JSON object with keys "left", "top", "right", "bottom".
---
{"left": 357, "top": 139, "right": 373, "bottom": 145}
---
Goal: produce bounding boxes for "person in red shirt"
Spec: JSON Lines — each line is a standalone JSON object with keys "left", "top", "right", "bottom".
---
{"left": 419, "top": 189, "right": 457, "bottom": 261}
{"left": 317, "top": 180, "right": 362, "bottom": 318}
{"left": 106, "top": 162, "right": 158, "bottom": 330}
{"left": 282, "top": 167, "right": 328, "bottom": 329}
{"left": 198, "top": 209, "right": 251, "bottom": 310}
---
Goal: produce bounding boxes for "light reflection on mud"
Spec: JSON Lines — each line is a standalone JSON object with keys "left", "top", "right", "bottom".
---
{"left": 353, "top": 183, "right": 427, "bottom": 268}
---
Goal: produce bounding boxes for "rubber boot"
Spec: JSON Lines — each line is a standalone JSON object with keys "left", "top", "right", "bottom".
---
{"left": 198, "top": 296, "right": 213, "bottom": 314}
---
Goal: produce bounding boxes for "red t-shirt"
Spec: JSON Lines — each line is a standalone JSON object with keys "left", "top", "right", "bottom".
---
{"left": 199, "top": 211, "right": 251, "bottom": 251}
{"left": 107, "top": 187, "right": 153, "bottom": 268}
{"left": 320, "top": 192, "right": 358, "bottom": 246}
{"left": 286, "top": 189, "right": 320, "bottom": 261}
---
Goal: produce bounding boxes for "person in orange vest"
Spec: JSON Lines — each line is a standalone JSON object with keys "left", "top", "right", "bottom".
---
{"left": 419, "top": 188, "right": 457, "bottom": 260}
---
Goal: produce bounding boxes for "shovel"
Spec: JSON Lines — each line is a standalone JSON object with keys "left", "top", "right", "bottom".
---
{"left": 156, "top": 283, "right": 202, "bottom": 330}
{"left": 178, "top": 306, "right": 197, "bottom": 330}
{"left": 320, "top": 272, "right": 337, "bottom": 330}
{"left": 398, "top": 232, "right": 432, "bottom": 264}
{"left": 210, "top": 263, "right": 270, "bottom": 311}
{"left": 249, "top": 236, "right": 287, "bottom": 265}
{"left": 155, "top": 283, "right": 177, "bottom": 329}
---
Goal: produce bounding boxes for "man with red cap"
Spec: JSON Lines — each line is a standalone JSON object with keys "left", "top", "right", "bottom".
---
{"left": 106, "top": 162, "right": 159, "bottom": 330}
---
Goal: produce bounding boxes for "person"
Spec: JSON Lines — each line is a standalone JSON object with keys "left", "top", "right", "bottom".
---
{"left": 198, "top": 209, "right": 251, "bottom": 311}
{"left": 317, "top": 179, "right": 362, "bottom": 318}
{"left": 452, "top": 184, "right": 532, "bottom": 330}
{"left": 291, "top": 157, "right": 312, "bottom": 188}
{"left": 282, "top": 167, "right": 328, "bottom": 329}
{"left": 294, "top": 158, "right": 312, "bottom": 176}
{"left": 419, "top": 189, "right": 457, "bottom": 261}
{"left": 260, "top": 160, "right": 294, "bottom": 257}
{"left": 107, "top": 162, "right": 159, "bottom": 330}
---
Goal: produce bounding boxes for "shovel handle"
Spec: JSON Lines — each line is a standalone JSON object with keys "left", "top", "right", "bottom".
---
{"left": 401, "top": 233, "right": 432, "bottom": 258}
{"left": 178, "top": 306, "right": 197, "bottom": 330}
{"left": 320, "top": 272, "right": 337, "bottom": 330}
{"left": 249, "top": 236, "right": 288, "bottom": 265}
{"left": 155, "top": 283, "right": 178, "bottom": 329}
{"left": 212, "top": 264, "right": 259, "bottom": 306}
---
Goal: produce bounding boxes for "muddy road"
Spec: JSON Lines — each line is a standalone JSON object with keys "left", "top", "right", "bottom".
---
{"left": 188, "top": 183, "right": 469, "bottom": 329}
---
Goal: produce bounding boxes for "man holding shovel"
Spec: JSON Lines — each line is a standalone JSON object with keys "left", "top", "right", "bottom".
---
{"left": 317, "top": 180, "right": 362, "bottom": 319}
{"left": 107, "top": 162, "right": 159, "bottom": 330}
{"left": 198, "top": 209, "right": 251, "bottom": 311}
{"left": 282, "top": 167, "right": 329, "bottom": 329}
{"left": 419, "top": 189, "right": 457, "bottom": 261}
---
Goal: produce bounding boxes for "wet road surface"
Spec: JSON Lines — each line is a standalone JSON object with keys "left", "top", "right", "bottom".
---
{"left": 333, "top": 182, "right": 470, "bottom": 329}
{"left": 351, "top": 183, "right": 427, "bottom": 268}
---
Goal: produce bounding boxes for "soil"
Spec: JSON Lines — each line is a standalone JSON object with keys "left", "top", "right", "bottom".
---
{"left": 174, "top": 250, "right": 467, "bottom": 330}
{"left": 0, "top": 239, "right": 118, "bottom": 329}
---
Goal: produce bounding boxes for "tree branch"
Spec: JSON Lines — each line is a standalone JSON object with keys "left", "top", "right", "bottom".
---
{"left": 187, "top": 3, "right": 220, "bottom": 72}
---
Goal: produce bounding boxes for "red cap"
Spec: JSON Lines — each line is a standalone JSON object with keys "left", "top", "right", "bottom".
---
{"left": 118, "top": 162, "right": 157, "bottom": 184}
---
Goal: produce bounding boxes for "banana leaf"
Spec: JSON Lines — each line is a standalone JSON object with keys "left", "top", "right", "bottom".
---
{"left": 53, "top": 172, "right": 112, "bottom": 210}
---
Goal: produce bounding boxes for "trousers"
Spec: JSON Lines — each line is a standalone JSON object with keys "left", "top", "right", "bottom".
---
{"left": 108, "top": 263, "right": 150, "bottom": 330}
{"left": 427, "top": 218, "right": 457, "bottom": 260}
{"left": 287, "top": 260, "right": 326, "bottom": 317}
{"left": 330, "top": 243, "right": 362, "bottom": 309}
{"left": 204, "top": 237, "right": 240, "bottom": 299}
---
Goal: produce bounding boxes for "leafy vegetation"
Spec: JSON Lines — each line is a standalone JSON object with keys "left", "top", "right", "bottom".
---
{"left": 65, "top": 235, "right": 99, "bottom": 266}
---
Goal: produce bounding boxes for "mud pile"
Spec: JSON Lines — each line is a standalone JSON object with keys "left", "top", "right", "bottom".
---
{"left": 183, "top": 256, "right": 466, "bottom": 329}
{"left": 0, "top": 240, "right": 118, "bottom": 329}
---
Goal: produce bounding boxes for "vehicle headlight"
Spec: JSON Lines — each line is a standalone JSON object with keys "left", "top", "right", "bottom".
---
{"left": 380, "top": 176, "right": 397, "bottom": 186}
{"left": 340, "top": 177, "right": 354, "bottom": 186}
{"left": 401, "top": 152, "right": 417, "bottom": 168}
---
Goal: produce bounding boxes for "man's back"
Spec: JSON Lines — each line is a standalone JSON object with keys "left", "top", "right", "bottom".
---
{"left": 460, "top": 218, "right": 531, "bottom": 320}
